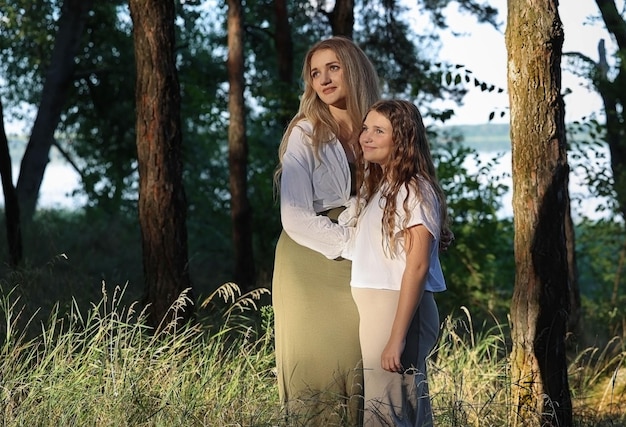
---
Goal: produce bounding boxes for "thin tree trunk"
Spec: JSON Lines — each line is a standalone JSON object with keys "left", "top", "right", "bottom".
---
{"left": 594, "top": 1, "right": 626, "bottom": 218}
{"left": 274, "top": 0, "right": 293, "bottom": 85}
{"left": 227, "top": 0, "right": 255, "bottom": 292}
{"left": 129, "top": 0, "right": 193, "bottom": 328}
{"left": 506, "top": 0, "right": 573, "bottom": 425}
{"left": 0, "top": 99, "right": 22, "bottom": 267}
{"left": 15, "top": 0, "right": 93, "bottom": 221}
{"left": 273, "top": 0, "right": 296, "bottom": 127}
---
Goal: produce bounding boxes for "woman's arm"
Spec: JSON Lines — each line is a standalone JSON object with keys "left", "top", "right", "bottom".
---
{"left": 380, "top": 224, "right": 433, "bottom": 372}
{"left": 280, "top": 125, "right": 352, "bottom": 259}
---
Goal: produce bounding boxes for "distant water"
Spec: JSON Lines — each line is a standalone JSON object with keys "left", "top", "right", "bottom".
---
{"left": 39, "top": 162, "right": 88, "bottom": 209}
{"left": 3, "top": 151, "right": 613, "bottom": 221}
{"left": 474, "top": 149, "right": 612, "bottom": 221}
{"left": 4, "top": 161, "right": 87, "bottom": 210}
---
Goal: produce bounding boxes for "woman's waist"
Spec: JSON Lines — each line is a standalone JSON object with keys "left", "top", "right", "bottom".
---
{"left": 317, "top": 206, "right": 347, "bottom": 223}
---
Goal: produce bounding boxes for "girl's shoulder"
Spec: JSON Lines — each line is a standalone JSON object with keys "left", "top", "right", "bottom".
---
{"left": 391, "top": 176, "right": 436, "bottom": 204}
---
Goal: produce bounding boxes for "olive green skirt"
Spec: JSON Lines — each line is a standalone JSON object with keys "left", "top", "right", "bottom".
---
{"left": 272, "top": 227, "right": 363, "bottom": 426}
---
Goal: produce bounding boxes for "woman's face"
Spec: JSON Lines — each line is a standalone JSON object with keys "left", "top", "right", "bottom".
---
{"left": 309, "top": 49, "right": 347, "bottom": 109}
{"left": 359, "top": 110, "right": 394, "bottom": 166}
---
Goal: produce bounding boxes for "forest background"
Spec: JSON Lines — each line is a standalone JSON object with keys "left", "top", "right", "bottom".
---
{"left": 0, "top": 0, "right": 625, "bottom": 425}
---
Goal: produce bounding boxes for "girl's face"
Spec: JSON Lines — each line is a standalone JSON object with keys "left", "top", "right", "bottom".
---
{"left": 309, "top": 49, "right": 347, "bottom": 109}
{"left": 359, "top": 110, "right": 394, "bottom": 166}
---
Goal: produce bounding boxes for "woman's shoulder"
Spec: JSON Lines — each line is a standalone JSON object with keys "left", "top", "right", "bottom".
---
{"left": 284, "top": 120, "right": 315, "bottom": 156}
{"left": 292, "top": 119, "right": 313, "bottom": 134}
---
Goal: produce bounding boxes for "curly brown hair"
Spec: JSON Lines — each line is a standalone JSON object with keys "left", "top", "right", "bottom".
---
{"left": 356, "top": 100, "right": 450, "bottom": 256}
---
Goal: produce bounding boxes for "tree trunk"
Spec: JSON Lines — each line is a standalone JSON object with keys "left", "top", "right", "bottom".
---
{"left": 15, "top": 0, "right": 93, "bottom": 221}
{"left": 227, "top": 0, "right": 256, "bottom": 292}
{"left": 328, "top": 0, "right": 354, "bottom": 38}
{"left": 594, "top": 1, "right": 626, "bottom": 219}
{"left": 274, "top": 0, "right": 293, "bottom": 85}
{"left": 129, "top": 0, "right": 193, "bottom": 328}
{"left": 506, "top": 1, "right": 573, "bottom": 426}
{"left": 273, "top": 0, "right": 296, "bottom": 127}
{"left": 0, "top": 99, "right": 22, "bottom": 267}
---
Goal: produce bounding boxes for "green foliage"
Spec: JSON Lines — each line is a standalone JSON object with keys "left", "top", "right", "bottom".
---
{"left": 575, "top": 219, "right": 626, "bottom": 342}
{"left": 567, "top": 118, "right": 619, "bottom": 217}
{"left": 1, "top": 0, "right": 515, "bottom": 292}
{"left": 61, "top": 2, "right": 138, "bottom": 214}
{"left": 0, "top": 209, "right": 144, "bottom": 333}
{"left": 432, "top": 128, "right": 515, "bottom": 321}
{"left": 357, "top": 0, "right": 464, "bottom": 122}
{"left": 0, "top": 0, "right": 57, "bottom": 110}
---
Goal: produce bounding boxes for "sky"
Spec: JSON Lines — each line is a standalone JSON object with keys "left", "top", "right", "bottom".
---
{"left": 423, "top": 0, "right": 616, "bottom": 126}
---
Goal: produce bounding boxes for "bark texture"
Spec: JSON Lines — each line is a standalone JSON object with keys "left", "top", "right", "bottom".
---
{"left": 506, "top": 0, "right": 573, "bottom": 425}
{"left": 227, "top": 0, "right": 256, "bottom": 292}
{"left": 130, "top": 0, "right": 193, "bottom": 328}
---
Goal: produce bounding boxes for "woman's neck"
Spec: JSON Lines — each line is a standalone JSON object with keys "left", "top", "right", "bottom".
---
{"left": 330, "top": 106, "right": 356, "bottom": 162}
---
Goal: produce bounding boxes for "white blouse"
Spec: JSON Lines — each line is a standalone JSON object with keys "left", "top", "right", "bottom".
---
{"left": 280, "top": 120, "right": 353, "bottom": 259}
{"left": 350, "top": 183, "right": 446, "bottom": 292}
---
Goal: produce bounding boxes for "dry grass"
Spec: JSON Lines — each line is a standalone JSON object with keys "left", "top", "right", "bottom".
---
{"left": 0, "top": 287, "right": 624, "bottom": 426}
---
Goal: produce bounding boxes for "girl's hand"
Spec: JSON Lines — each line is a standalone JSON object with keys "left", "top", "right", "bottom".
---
{"left": 381, "top": 338, "right": 405, "bottom": 373}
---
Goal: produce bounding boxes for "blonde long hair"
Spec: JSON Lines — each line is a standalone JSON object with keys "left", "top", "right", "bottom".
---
{"left": 357, "top": 100, "right": 450, "bottom": 255}
{"left": 274, "top": 37, "right": 380, "bottom": 186}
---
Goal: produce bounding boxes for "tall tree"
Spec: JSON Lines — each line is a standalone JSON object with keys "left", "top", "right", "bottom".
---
{"left": 129, "top": 0, "right": 193, "bottom": 327}
{"left": 273, "top": 0, "right": 296, "bottom": 127}
{"left": 0, "top": 99, "right": 22, "bottom": 266}
{"left": 506, "top": 0, "right": 573, "bottom": 425}
{"left": 325, "top": 0, "right": 354, "bottom": 37}
{"left": 592, "top": 1, "right": 626, "bottom": 219}
{"left": 562, "top": 0, "right": 625, "bottom": 339}
{"left": 563, "top": 2, "right": 625, "bottom": 219}
{"left": 227, "top": 0, "right": 256, "bottom": 292}
{"left": 15, "top": 0, "right": 93, "bottom": 221}
{"left": 0, "top": 1, "right": 141, "bottom": 217}
{"left": 571, "top": 0, "right": 626, "bottom": 218}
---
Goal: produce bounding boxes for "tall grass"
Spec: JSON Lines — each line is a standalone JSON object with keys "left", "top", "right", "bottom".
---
{"left": 0, "top": 283, "right": 279, "bottom": 426}
{"left": 1, "top": 286, "right": 624, "bottom": 426}
{"left": 430, "top": 308, "right": 626, "bottom": 427}
{"left": 430, "top": 308, "right": 511, "bottom": 426}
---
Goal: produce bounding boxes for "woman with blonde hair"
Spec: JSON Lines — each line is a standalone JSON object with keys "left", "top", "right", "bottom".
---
{"left": 272, "top": 36, "right": 380, "bottom": 426}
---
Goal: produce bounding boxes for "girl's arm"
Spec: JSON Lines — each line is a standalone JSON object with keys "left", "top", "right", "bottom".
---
{"left": 381, "top": 224, "right": 433, "bottom": 373}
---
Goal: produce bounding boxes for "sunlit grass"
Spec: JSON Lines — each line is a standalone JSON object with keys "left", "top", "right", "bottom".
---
{"left": 0, "top": 283, "right": 279, "bottom": 426}
{"left": 0, "top": 285, "right": 624, "bottom": 426}
{"left": 430, "top": 307, "right": 511, "bottom": 426}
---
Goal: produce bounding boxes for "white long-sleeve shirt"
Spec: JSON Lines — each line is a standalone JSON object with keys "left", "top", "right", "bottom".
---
{"left": 280, "top": 120, "right": 353, "bottom": 259}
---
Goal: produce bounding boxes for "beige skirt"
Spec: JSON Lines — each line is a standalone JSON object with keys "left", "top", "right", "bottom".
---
{"left": 352, "top": 288, "right": 439, "bottom": 427}
{"left": 272, "top": 228, "right": 363, "bottom": 426}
